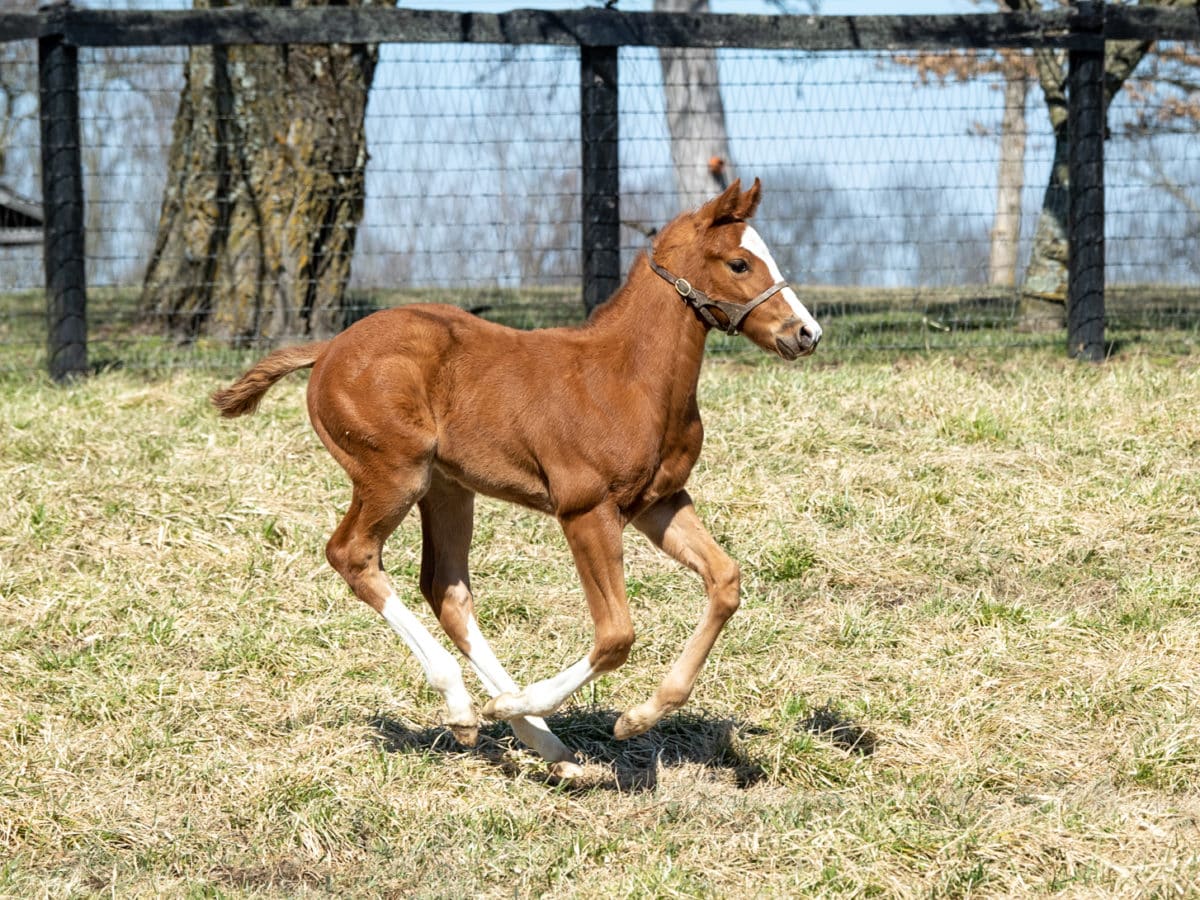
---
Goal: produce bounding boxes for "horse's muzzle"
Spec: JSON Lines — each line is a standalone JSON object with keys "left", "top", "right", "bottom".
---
{"left": 775, "top": 319, "right": 822, "bottom": 360}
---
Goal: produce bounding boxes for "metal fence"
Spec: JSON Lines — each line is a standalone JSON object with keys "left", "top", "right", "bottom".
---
{"left": 1, "top": 4, "right": 1198, "bottom": 377}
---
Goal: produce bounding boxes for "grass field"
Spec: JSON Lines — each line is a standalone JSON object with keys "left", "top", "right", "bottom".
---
{"left": 3, "top": 340, "right": 1200, "bottom": 896}
{"left": 3, "top": 282, "right": 1199, "bottom": 374}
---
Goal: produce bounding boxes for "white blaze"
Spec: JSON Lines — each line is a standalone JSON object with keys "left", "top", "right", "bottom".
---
{"left": 740, "top": 226, "right": 822, "bottom": 341}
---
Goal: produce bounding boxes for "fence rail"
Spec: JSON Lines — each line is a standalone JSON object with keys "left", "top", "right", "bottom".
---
{"left": 2, "top": 3, "right": 1199, "bottom": 377}
{"left": 5, "top": 5, "right": 1200, "bottom": 48}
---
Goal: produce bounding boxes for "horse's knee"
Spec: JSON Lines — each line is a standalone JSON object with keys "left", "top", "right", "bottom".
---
{"left": 591, "top": 627, "right": 635, "bottom": 673}
{"left": 711, "top": 557, "right": 741, "bottom": 620}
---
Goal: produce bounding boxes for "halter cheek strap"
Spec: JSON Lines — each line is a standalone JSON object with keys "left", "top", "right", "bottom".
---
{"left": 645, "top": 246, "right": 788, "bottom": 336}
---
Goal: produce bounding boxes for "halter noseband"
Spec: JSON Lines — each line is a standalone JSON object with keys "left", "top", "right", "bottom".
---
{"left": 646, "top": 243, "right": 789, "bottom": 336}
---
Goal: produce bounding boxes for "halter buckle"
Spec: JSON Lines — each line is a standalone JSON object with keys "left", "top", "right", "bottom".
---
{"left": 673, "top": 278, "right": 692, "bottom": 298}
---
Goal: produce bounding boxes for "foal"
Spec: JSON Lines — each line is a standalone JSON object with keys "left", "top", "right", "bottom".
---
{"left": 213, "top": 179, "right": 821, "bottom": 778}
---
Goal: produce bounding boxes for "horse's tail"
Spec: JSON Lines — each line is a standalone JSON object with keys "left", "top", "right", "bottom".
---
{"left": 211, "top": 341, "right": 330, "bottom": 418}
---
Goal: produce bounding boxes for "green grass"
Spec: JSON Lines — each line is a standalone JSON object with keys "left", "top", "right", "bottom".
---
{"left": 4, "top": 283, "right": 1200, "bottom": 375}
{"left": 3, "top": 328, "right": 1200, "bottom": 894}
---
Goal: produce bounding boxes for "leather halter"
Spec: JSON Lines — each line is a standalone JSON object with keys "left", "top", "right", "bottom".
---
{"left": 646, "top": 244, "right": 789, "bottom": 336}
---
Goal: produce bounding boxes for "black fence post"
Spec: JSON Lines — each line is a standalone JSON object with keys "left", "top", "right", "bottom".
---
{"left": 38, "top": 1, "right": 88, "bottom": 381}
{"left": 580, "top": 44, "right": 620, "bottom": 317}
{"left": 1067, "top": 1, "right": 1105, "bottom": 361}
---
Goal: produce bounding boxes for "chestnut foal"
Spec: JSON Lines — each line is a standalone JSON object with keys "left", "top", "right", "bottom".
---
{"left": 213, "top": 179, "right": 821, "bottom": 779}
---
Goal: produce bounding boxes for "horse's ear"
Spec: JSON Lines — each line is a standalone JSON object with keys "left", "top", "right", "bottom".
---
{"left": 695, "top": 178, "right": 761, "bottom": 227}
{"left": 735, "top": 178, "right": 762, "bottom": 220}
{"left": 695, "top": 179, "right": 743, "bottom": 228}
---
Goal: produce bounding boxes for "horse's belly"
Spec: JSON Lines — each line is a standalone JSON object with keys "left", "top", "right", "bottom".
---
{"left": 432, "top": 452, "right": 555, "bottom": 514}
{"left": 620, "top": 457, "right": 693, "bottom": 520}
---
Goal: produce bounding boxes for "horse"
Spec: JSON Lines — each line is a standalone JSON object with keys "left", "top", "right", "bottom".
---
{"left": 212, "top": 179, "right": 822, "bottom": 780}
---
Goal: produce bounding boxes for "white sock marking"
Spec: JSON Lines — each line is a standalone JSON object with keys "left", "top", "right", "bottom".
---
{"left": 499, "top": 656, "right": 599, "bottom": 719}
{"left": 462, "top": 616, "right": 575, "bottom": 763}
{"left": 380, "top": 594, "right": 473, "bottom": 723}
{"left": 740, "top": 226, "right": 823, "bottom": 341}
{"left": 463, "top": 616, "right": 519, "bottom": 696}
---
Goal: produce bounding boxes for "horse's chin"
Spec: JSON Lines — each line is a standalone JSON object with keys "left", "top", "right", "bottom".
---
{"left": 774, "top": 334, "right": 813, "bottom": 361}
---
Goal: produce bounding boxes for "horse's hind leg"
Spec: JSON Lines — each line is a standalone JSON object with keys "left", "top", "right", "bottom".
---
{"left": 325, "top": 477, "right": 479, "bottom": 744}
{"left": 418, "top": 476, "right": 583, "bottom": 777}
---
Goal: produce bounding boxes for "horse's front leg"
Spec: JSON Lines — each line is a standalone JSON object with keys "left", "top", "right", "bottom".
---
{"left": 616, "top": 490, "right": 740, "bottom": 740}
{"left": 482, "top": 503, "right": 633, "bottom": 721}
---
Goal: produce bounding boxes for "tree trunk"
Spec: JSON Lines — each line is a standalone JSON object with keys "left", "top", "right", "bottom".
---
{"left": 1018, "top": 128, "right": 1071, "bottom": 326}
{"left": 141, "top": 0, "right": 386, "bottom": 346}
{"left": 655, "top": 0, "right": 734, "bottom": 210}
{"left": 1016, "top": 25, "right": 1072, "bottom": 329}
{"left": 1016, "top": 0, "right": 1195, "bottom": 329}
{"left": 988, "top": 64, "right": 1027, "bottom": 287}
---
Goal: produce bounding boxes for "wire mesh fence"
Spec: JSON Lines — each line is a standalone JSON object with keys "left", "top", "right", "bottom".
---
{"left": 0, "top": 36, "right": 42, "bottom": 365}
{"left": 1106, "top": 39, "right": 1200, "bottom": 345}
{"left": 622, "top": 46, "right": 1055, "bottom": 354}
{"left": 1, "top": 13, "right": 1198, "bottom": 374}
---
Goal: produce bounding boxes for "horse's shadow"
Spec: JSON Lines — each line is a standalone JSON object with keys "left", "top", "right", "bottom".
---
{"left": 368, "top": 707, "right": 771, "bottom": 792}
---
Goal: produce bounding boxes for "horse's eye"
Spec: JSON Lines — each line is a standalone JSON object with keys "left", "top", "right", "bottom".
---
{"left": 728, "top": 259, "right": 749, "bottom": 274}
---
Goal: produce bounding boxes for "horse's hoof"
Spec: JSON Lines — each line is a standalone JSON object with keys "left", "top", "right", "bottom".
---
{"left": 614, "top": 709, "right": 653, "bottom": 740}
{"left": 548, "top": 760, "right": 585, "bottom": 782}
{"left": 448, "top": 722, "right": 479, "bottom": 747}
{"left": 482, "top": 693, "right": 518, "bottom": 721}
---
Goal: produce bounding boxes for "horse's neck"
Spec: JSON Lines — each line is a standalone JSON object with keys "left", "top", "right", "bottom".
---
{"left": 587, "top": 256, "right": 708, "bottom": 416}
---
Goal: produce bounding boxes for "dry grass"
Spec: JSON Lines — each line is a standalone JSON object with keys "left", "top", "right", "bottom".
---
{"left": 3, "top": 346, "right": 1200, "bottom": 897}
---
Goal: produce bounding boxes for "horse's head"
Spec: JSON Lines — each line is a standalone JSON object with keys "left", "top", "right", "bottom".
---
{"left": 650, "top": 178, "right": 822, "bottom": 359}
